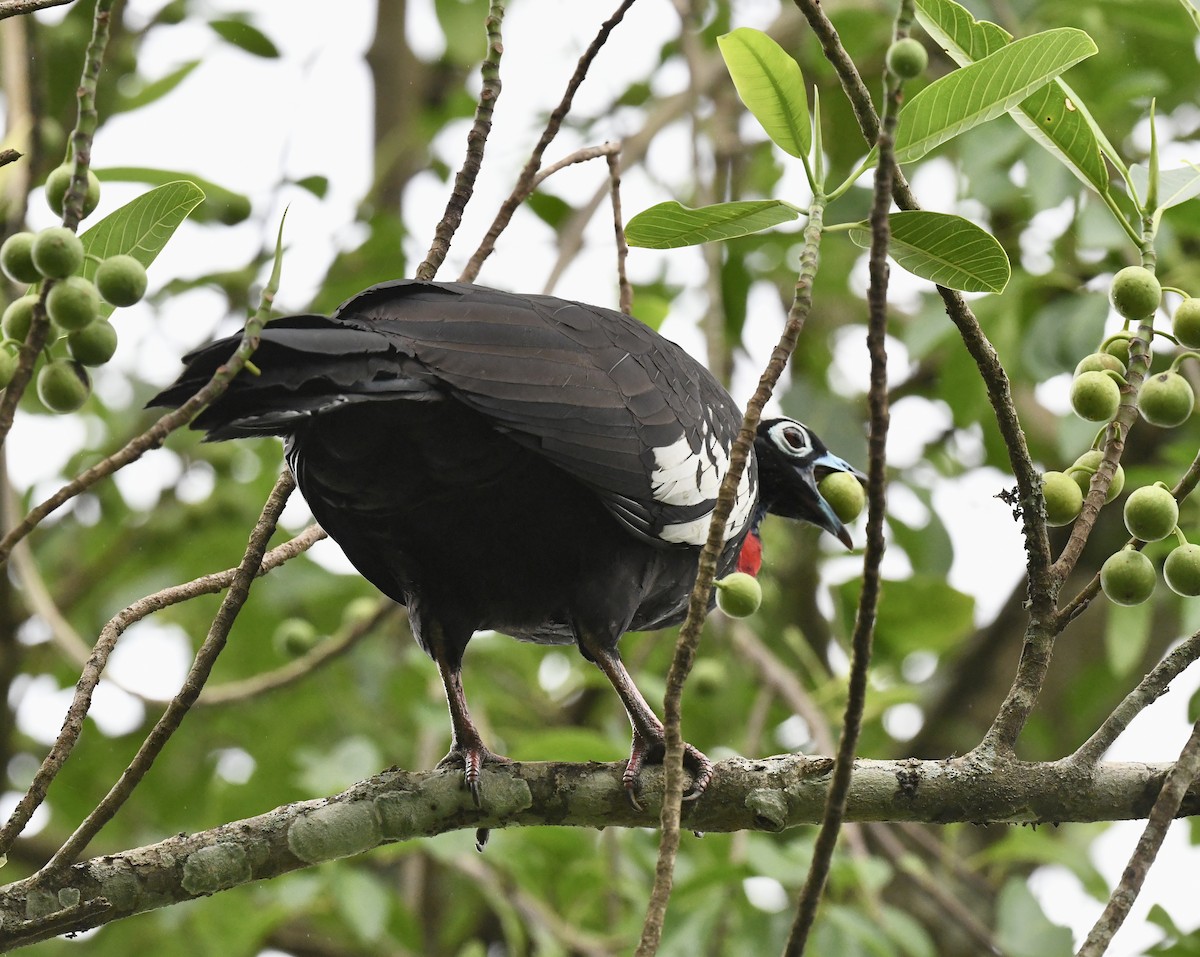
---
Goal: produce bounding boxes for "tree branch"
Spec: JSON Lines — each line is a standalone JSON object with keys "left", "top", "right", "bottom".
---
{"left": 0, "top": 755, "right": 1192, "bottom": 951}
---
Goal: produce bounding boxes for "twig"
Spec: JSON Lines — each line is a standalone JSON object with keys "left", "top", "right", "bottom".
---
{"left": 458, "top": 0, "right": 641, "bottom": 282}
{"left": 606, "top": 149, "right": 633, "bottom": 314}
{"left": 1070, "top": 631, "right": 1200, "bottom": 767}
{"left": 36, "top": 471, "right": 296, "bottom": 875}
{"left": 634, "top": 196, "right": 827, "bottom": 957}
{"left": 782, "top": 4, "right": 902, "bottom": 946}
{"left": 196, "top": 594, "right": 396, "bottom": 706}
{"left": 0, "top": 523, "right": 326, "bottom": 858}
{"left": 415, "top": 1, "right": 505, "bottom": 281}
{"left": 1076, "top": 720, "right": 1200, "bottom": 957}
{"left": 0, "top": 0, "right": 73, "bottom": 19}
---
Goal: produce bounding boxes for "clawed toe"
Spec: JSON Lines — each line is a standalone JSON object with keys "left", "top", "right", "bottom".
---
{"left": 622, "top": 734, "right": 714, "bottom": 809}
{"left": 437, "top": 745, "right": 511, "bottom": 807}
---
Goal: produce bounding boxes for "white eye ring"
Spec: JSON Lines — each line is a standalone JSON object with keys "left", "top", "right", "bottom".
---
{"left": 770, "top": 420, "right": 812, "bottom": 456}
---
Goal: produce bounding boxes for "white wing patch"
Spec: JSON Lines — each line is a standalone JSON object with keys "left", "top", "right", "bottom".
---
{"left": 651, "top": 424, "right": 756, "bottom": 545}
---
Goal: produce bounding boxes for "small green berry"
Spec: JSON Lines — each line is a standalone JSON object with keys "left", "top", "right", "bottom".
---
{"left": 36, "top": 358, "right": 90, "bottom": 413}
{"left": 714, "top": 572, "right": 763, "bottom": 618}
{"left": 31, "top": 227, "right": 84, "bottom": 279}
{"left": 45, "top": 276, "right": 100, "bottom": 332}
{"left": 67, "top": 319, "right": 117, "bottom": 366}
{"left": 1123, "top": 484, "right": 1179, "bottom": 543}
{"left": 886, "top": 37, "right": 928, "bottom": 79}
{"left": 44, "top": 165, "right": 101, "bottom": 219}
{"left": 1074, "top": 352, "right": 1126, "bottom": 377}
{"left": 818, "top": 471, "right": 866, "bottom": 524}
{"left": 1100, "top": 549, "right": 1156, "bottom": 606}
{"left": 1164, "top": 544, "right": 1200, "bottom": 598}
{"left": 1138, "top": 371, "right": 1194, "bottom": 428}
{"left": 1109, "top": 266, "right": 1162, "bottom": 321}
{"left": 95, "top": 255, "right": 147, "bottom": 307}
{"left": 1102, "top": 331, "right": 1136, "bottom": 367}
{"left": 2, "top": 295, "right": 38, "bottom": 342}
{"left": 1042, "top": 471, "right": 1083, "bottom": 527}
{"left": 0, "top": 232, "right": 42, "bottom": 285}
{"left": 1070, "top": 370, "right": 1122, "bottom": 422}
{"left": 1069, "top": 450, "right": 1125, "bottom": 504}
{"left": 1172, "top": 299, "right": 1200, "bottom": 349}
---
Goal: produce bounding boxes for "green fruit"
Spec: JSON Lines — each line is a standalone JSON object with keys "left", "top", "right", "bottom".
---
{"left": 886, "top": 37, "right": 928, "bottom": 78}
{"left": 1102, "top": 331, "right": 1136, "bottom": 367}
{"left": 1074, "top": 352, "right": 1126, "bottom": 377}
{"left": 272, "top": 618, "right": 320, "bottom": 657}
{"left": 1164, "top": 544, "right": 1200, "bottom": 597}
{"left": 714, "top": 572, "right": 763, "bottom": 618}
{"left": 1070, "top": 370, "right": 1121, "bottom": 421}
{"left": 1123, "top": 484, "right": 1179, "bottom": 542}
{"left": 31, "top": 227, "right": 84, "bottom": 279}
{"left": 36, "top": 358, "right": 90, "bottom": 413}
{"left": 0, "top": 232, "right": 42, "bottom": 284}
{"left": 1109, "top": 266, "right": 1162, "bottom": 321}
{"left": 1100, "top": 549, "right": 1156, "bottom": 606}
{"left": 1138, "top": 371, "right": 1194, "bottom": 427}
{"left": 1069, "top": 450, "right": 1125, "bottom": 504}
{"left": 0, "top": 342, "right": 18, "bottom": 389}
{"left": 2, "top": 295, "right": 38, "bottom": 341}
{"left": 67, "top": 319, "right": 117, "bottom": 366}
{"left": 45, "top": 276, "right": 99, "bottom": 332}
{"left": 95, "top": 255, "right": 147, "bottom": 307}
{"left": 1042, "top": 471, "right": 1083, "bottom": 526}
{"left": 818, "top": 471, "right": 866, "bottom": 524}
{"left": 1172, "top": 299, "right": 1200, "bottom": 349}
{"left": 44, "top": 165, "right": 101, "bottom": 218}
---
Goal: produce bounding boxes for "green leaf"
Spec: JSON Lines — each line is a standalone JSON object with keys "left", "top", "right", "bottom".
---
{"left": 291, "top": 175, "right": 330, "bottom": 199}
{"left": 1130, "top": 164, "right": 1200, "bottom": 210}
{"left": 113, "top": 60, "right": 200, "bottom": 114}
{"left": 895, "top": 27, "right": 1099, "bottom": 164}
{"left": 848, "top": 211, "right": 1010, "bottom": 293}
{"left": 209, "top": 18, "right": 280, "bottom": 58}
{"left": 96, "top": 167, "right": 250, "bottom": 225}
{"left": 717, "top": 28, "right": 811, "bottom": 158}
{"left": 915, "top": 0, "right": 1113, "bottom": 196}
{"left": 625, "top": 199, "right": 801, "bottom": 249}
{"left": 77, "top": 180, "right": 205, "bottom": 315}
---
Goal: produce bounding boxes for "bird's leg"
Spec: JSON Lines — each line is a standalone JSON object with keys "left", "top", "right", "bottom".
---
{"left": 584, "top": 642, "right": 714, "bottom": 810}
{"left": 434, "top": 658, "right": 509, "bottom": 807}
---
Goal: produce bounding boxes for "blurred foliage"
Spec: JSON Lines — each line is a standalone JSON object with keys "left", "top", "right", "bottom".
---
{"left": 2, "top": 0, "right": 1200, "bottom": 955}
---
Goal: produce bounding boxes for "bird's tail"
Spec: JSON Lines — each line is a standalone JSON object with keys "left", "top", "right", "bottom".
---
{"left": 147, "top": 315, "right": 432, "bottom": 441}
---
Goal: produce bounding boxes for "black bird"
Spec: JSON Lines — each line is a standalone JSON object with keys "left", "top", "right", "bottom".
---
{"left": 151, "top": 280, "right": 863, "bottom": 805}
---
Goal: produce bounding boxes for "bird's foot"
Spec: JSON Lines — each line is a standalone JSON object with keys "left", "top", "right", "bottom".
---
{"left": 436, "top": 744, "right": 511, "bottom": 807}
{"left": 622, "top": 734, "right": 714, "bottom": 811}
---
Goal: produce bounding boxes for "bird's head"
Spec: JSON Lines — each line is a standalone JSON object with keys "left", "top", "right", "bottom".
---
{"left": 754, "top": 417, "right": 867, "bottom": 549}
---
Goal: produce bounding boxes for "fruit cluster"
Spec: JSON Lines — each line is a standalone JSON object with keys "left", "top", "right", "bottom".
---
{"left": 1068, "top": 266, "right": 1197, "bottom": 428}
{"left": 0, "top": 165, "right": 146, "bottom": 412}
{"left": 1049, "top": 265, "right": 1200, "bottom": 606}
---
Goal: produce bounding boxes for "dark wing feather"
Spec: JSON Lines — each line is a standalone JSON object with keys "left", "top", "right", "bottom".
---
{"left": 331, "top": 281, "right": 757, "bottom": 545}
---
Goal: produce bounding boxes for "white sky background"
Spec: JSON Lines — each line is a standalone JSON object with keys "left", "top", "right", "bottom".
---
{"left": 15, "top": 1, "right": 1200, "bottom": 953}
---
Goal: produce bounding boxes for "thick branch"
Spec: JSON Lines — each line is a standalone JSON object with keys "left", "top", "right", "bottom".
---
{"left": 0, "top": 755, "right": 1192, "bottom": 950}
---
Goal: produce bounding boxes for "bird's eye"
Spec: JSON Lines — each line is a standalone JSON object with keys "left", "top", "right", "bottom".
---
{"left": 782, "top": 427, "right": 809, "bottom": 451}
